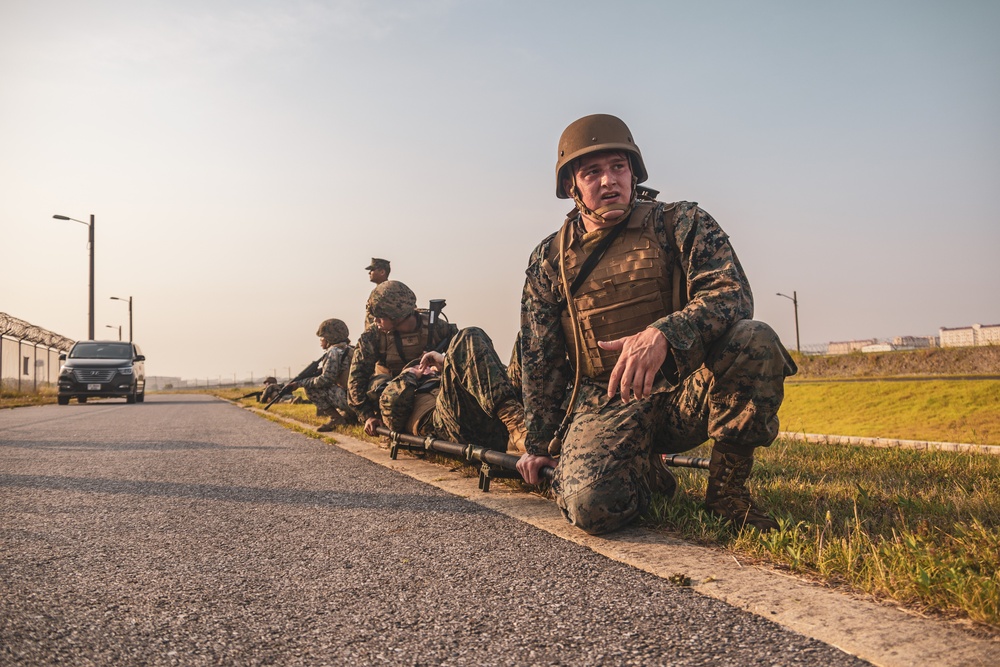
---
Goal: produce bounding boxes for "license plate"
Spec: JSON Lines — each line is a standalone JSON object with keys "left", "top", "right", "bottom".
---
{"left": 87, "top": 384, "right": 102, "bottom": 391}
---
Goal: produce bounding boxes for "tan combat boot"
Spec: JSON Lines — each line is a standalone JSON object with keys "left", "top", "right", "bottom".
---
{"left": 704, "top": 449, "right": 779, "bottom": 532}
{"left": 317, "top": 411, "right": 347, "bottom": 433}
{"left": 648, "top": 452, "right": 678, "bottom": 499}
{"left": 496, "top": 400, "right": 527, "bottom": 453}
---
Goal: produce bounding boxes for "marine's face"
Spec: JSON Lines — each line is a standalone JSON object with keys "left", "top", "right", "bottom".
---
{"left": 319, "top": 337, "right": 331, "bottom": 350}
{"left": 564, "top": 150, "right": 633, "bottom": 228}
{"left": 374, "top": 316, "right": 395, "bottom": 333}
{"left": 369, "top": 268, "right": 387, "bottom": 284}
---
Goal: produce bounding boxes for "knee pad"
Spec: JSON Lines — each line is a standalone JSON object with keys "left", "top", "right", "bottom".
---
{"left": 555, "top": 465, "right": 646, "bottom": 535}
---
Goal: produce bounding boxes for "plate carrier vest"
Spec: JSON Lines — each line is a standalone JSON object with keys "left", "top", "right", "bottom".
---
{"left": 376, "top": 310, "right": 440, "bottom": 378}
{"left": 545, "top": 201, "right": 686, "bottom": 381}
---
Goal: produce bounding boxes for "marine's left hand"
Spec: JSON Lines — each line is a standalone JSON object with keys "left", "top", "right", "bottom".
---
{"left": 598, "top": 327, "right": 668, "bottom": 402}
{"left": 417, "top": 351, "right": 445, "bottom": 374}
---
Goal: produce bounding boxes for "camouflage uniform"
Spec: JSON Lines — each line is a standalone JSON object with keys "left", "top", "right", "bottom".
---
{"left": 348, "top": 313, "right": 458, "bottom": 422}
{"left": 507, "top": 331, "right": 523, "bottom": 403}
{"left": 364, "top": 258, "right": 391, "bottom": 330}
{"left": 300, "top": 343, "right": 356, "bottom": 422}
{"left": 364, "top": 293, "right": 377, "bottom": 331}
{"left": 521, "top": 201, "right": 796, "bottom": 535}
{"left": 259, "top": 378, "right": 285, "bottom": 404}
{"left": 379, "top": 327, "right": 520, "bottom": 452}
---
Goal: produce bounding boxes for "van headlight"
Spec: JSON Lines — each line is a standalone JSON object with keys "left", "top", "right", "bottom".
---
{"left": 118, "top": 367, "right": 134, "bottom": 375}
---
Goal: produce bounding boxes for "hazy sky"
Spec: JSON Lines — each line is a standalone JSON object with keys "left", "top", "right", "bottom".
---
{"left": 3, "top": 1, "right": 998, "bottom": 381}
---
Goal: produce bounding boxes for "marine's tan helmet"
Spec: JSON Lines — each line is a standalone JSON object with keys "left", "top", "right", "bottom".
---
{"left": 555, "top": 114, "right": 648, "bottom": 198}
{"left": 317, "top": 318, "right": 349, "bottom": 343}
{"left": 370, "top": 280, "right": 417, "bottom": 320}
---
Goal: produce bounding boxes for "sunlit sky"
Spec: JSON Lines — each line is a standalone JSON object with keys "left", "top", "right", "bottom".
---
{"left": 3, "top": 1, "right": 998, "bottom": 381}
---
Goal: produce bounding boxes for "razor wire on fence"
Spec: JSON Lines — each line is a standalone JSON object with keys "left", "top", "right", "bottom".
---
{"left": 0, "top": 312, "right": 76, "bottom": 392}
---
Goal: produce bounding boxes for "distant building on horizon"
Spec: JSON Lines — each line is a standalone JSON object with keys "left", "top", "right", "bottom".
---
{"left": 825, "top": 325, "right": 996, "bottom": 355}
{"left": 939, "top": 323, "right": 1000, "bottom": 348}
{"left": 892, "top": 335, "right": 938, "bottom": 349}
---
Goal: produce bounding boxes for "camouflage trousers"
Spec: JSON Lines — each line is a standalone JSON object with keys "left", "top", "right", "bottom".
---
{"left": 430, "top": 327, "right": 520, "bottom": 452}
{"left": 304, "top": 385, "right": 355, "bottom": 422}
{"left": 553, "top": 320, "right": 796, "bottom": 535}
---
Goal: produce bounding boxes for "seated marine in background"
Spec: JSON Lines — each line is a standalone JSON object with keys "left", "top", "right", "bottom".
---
{"left": 284, "top": 319, "right": 357, "bottom": 432}
{"left": 378, "top": 327, "right": 527, "bottom": 454}
{"left": 348, "top": 280, "right": 459, "bottom": 437}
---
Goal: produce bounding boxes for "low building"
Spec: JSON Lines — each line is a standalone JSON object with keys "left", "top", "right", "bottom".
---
{"left": 939, "top": 324, "right": 1000, "bottom": 348}
{"left": 892, "top": 335, "right": 938, "bottom": 349}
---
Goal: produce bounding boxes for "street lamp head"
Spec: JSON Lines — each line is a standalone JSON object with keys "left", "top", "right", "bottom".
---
{"left": 53, "top": 214, "right": 90, "bottom": 226}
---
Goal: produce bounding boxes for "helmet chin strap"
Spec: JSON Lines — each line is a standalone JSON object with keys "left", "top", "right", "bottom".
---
{"left": 569, "top": 175, "right": 638, "bottom": 226}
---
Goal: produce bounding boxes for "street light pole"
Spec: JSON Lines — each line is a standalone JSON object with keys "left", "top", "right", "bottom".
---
{"left": 111, "top": 296, "right": 133, "bottom": 341}
{"left": 53, "top": 214, "right": 95, "bottom": 340}
{"left": 105, "top": 324, "right": 122, "bottom": 341}
{"left": 776, "top": 291, "right": 800, "bottom": 353}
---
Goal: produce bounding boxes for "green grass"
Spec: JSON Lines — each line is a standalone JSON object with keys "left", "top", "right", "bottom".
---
{"left": 780, "top": 379, "right": 1000, "bottom": 445}
{"left": 0, "top": 387, "right": 58, "bottom": 408}
{"left": 644, "top": 439, "right": 1000, "bottom": 629}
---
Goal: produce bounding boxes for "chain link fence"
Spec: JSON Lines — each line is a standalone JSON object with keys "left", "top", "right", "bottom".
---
{"left": 0, "top": 313, "right": 75, "bottom": 392}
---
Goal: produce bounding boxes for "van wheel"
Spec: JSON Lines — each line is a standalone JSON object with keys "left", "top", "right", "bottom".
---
{"left": 58, "top": 396, "right": 70, "bottom": 405}
{"left": 136, "top": 391, "right": 145, "bottom": 403}
{"left": 126, "top": 392, "right": 136, "bottom": 404}
{"left": 78, "top": 397, "right": 88, "bottom": 404}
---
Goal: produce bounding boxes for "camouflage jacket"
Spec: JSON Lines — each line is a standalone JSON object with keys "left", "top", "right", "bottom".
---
{"left": 378, "top": 372, "right": 437, "bottom": 435}
{"left": 348, "top": 313, "right": 458, "bottom": 420}
{"left": 300, "top": 343, "right": 351, "bottom": 391}
{"left": 364, "top": 288, "right": 377, "bottom": 330}
{"left": 519, "top": 201, "right": 754, "bottom": 455}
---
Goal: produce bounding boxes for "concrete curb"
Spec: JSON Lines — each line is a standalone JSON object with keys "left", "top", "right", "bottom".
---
{"left": 779, "top": 431, "right": 1000, "bottom": 456}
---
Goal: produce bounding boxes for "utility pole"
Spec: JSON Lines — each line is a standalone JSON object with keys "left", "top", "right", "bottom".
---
{"left": 776, "top": 291, "right": 801, "bottom": 353}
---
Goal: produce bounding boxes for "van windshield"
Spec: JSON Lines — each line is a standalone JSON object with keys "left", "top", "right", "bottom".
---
{"left": 70, "top": 343, "right": 133, "bottom": 360}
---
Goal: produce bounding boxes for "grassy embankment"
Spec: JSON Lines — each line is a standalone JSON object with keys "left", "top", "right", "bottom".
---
{"left": 780, "top": 379, "right": 999, "bottom": 445}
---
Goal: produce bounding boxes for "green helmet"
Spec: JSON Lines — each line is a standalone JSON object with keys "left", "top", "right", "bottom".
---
{"left": 370, "top": 280, "right": 417, "bottom": 320}
{"left": 555, "top": 114, "right": 648, "bottom": 199}
{"left": 317, "top": 318, "right": 349, "bottom": 343}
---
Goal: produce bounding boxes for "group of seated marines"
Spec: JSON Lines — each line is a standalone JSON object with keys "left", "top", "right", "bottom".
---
{"left": 251, "top": 114, "right": 797, "bottom": 536}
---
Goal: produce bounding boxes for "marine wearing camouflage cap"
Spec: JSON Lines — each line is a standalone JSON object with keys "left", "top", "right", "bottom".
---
{"left": 369, "top": 280, "right": 416, "bottom": 321}
{"left": 365, "top": 258, "right": 391, "bottom": 273}
{"left": 316, "top": 318, "right": 349, "bottom": 343}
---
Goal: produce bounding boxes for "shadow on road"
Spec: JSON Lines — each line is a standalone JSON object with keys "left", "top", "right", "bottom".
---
{"left": 0, "top": 473, "right": 493, "bottom": 515}
{"left": 0, "top": 439, "right": 273, "bottom": 451}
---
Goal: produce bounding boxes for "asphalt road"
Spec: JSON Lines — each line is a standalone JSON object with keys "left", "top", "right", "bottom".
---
{"left": 1, "top": 395, "right": 871, "bottom": 666}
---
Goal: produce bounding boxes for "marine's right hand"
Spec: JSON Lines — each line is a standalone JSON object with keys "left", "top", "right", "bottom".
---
{"left": 516, "top": 453, "right": 557, "bottom": 485}
{"left": 364, "top": 417, "right": 383, "bottom": 436}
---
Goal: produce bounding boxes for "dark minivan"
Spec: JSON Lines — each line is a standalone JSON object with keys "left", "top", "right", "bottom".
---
{"left": 58, "top": 340, "right": 146, "bottom": 405}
